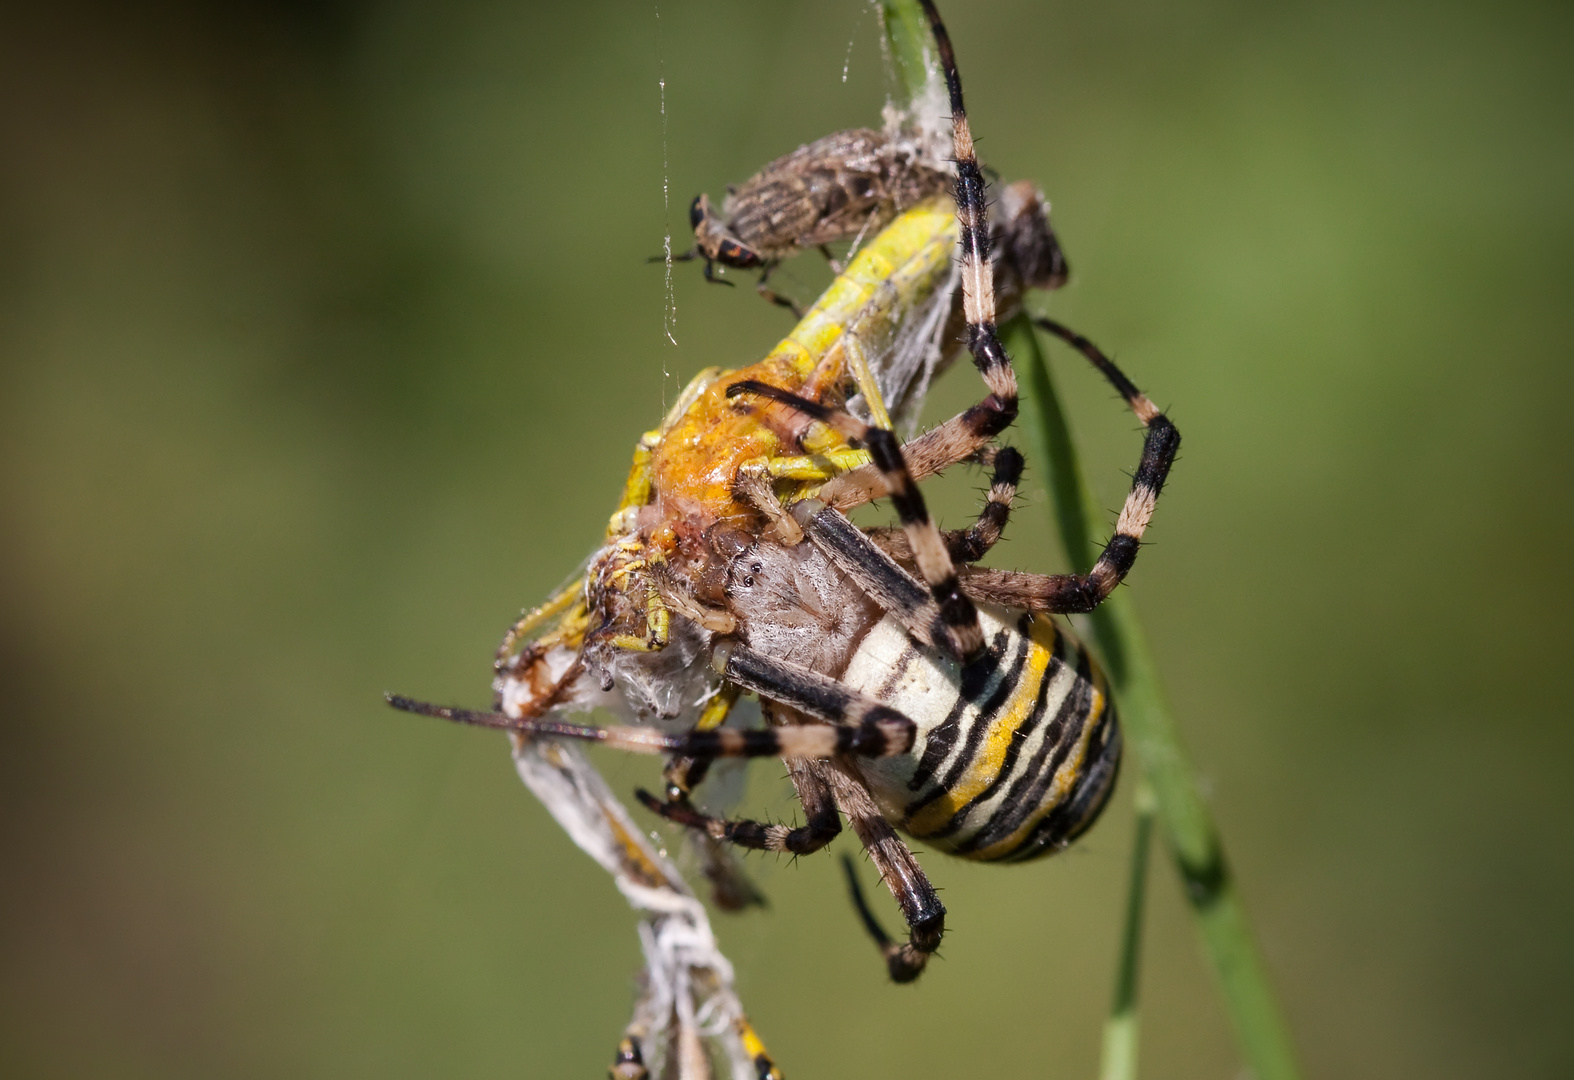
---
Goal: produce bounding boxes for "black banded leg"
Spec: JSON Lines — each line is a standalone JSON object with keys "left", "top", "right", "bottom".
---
{"left": 921, "top": 0, "right": 1018, "bottom": 404}
{"left": 817, "top": 0, "right": 1027, "bottom": 506}
{"left": 824, "top": 763, "right": 945, "bottom": 983}
{"left": 947, "top": 444, "right": 1021, "bottom": 562}
{"left": 1017, "top": 316, "right": 1181, "bottom": 610}
{"left": 866, "top": 445, "right": 1022, "bottom": 565}
{"left": 635, "top": 738, "right": 840, "bottom": 860}
{"left": 655, "top": 687, "right": 769, "bottom": 911}
{"left": 388, "top": 656, "right": 914, "bottom": 761}
{"left": 726, "top": 379, "right": 983, "bottom": 660}
{"left": 635, "top": 765, "right": 840, "bottom": 856}
{"left": 813, "top": 3, "right": 1026, "bottom": 520}
{"left": 816, "top": 399, "right": 1017, "bottom": 513}
{"left": 658, "top": 682, "right": 743, "bottom": 805}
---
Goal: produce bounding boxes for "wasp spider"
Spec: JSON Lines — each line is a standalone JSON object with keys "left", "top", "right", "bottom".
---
{"left": 393, "top": 0, "right": 1181, "bottom": 998}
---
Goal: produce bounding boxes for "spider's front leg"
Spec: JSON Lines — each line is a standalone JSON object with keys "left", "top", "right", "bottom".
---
{"left": 388, "top": 641, "right": 918, "bottom": 762}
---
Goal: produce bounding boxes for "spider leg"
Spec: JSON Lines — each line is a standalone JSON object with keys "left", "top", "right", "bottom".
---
{"left": 816, "top": 398, "right": 1012, "bottom": 513}
{"left": 727, "top": 379, "right": 984, "bottom": 660}
{"left": 660, "top": 684, "right": 740, "bottom": 800}
{"left": 646, "top": 685, "right": 768, "bottom": 910}
{"left": 389, "top": 639, "right": 916, "bottom": 762}
{"left": 636, "top": 743, "right": 841, "bottom": 856}
{"left": 866, "top": 444, "right": 1022, "bottom": 565}
{"left": 1028, "top": 316, "right": 1181, "bottom": 606}
{"left": 813, "top": 0, "right": 1023, "bottom": 516}
{"left": 825, "top": 764, "right": 945, "bottom": 983}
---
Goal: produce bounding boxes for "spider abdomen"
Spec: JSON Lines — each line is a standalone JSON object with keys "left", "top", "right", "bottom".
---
{"left": 842, "top": 607, "right": 1121, "bottom": 862}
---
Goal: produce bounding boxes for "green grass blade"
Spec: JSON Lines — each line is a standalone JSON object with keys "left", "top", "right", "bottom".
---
{"left": 1100, "top": 780, "right": 1155, "bottom": 1080}
{"left": 1005, "top": 315, "right": 1303, "bottom": 1080}
{"left": 878, "top": 0, "right": 936, "bottom": 103}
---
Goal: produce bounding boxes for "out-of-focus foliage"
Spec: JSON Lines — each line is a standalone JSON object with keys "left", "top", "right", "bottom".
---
{"left": 1, "top": 1, "right": 1570, "bottom": 1077}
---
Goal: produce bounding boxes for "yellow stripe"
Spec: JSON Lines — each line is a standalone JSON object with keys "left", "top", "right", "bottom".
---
{"left": 967, "top": 663, "right": 1111, "bottom": 862}
{"left": 904, "top": 618, "right": 1058, "bottom": 838}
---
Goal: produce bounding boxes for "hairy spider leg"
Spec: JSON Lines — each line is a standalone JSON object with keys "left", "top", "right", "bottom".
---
{"left": 914, "top": 316, "right": 1182, "bottom": 615}
{"left": 811, "top": 1, "right": 1179, "bottom": 618}
{"left": 827, "top": 766, "right": 945, "bottom": 983}
{"left": 388, "top": 637, "right": 921, "bottom": 762}
{"left": 863, "top": 443, "right": 1022, "bottom": 566}
{"left": 638, "top": 709, "right": 844, "bottom": 857}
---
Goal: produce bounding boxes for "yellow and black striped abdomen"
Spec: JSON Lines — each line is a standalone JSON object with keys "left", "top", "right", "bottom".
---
{"left": 842, "top": 607, "right": 1121, "bottom": 862}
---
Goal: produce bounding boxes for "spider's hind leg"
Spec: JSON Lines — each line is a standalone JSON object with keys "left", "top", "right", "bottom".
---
{"left": 826, "top": 764, "right": 945, "bottom": 983}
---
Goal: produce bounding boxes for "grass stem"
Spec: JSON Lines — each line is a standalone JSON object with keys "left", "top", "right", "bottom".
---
{"left": 1099, "top": 780, "right": 1155, "bottom": 1080}
{"left": 878, "top": 5, "right": 1302, "bottom": 1073}
{"left": 1005, "top": 315, "right": 1303, "bottom": 1080}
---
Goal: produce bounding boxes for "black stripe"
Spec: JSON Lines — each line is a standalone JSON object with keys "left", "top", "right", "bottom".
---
{"left": 994, "top": 445, "right": 1026, "bottom": 482}
{"left": 1045, "top": 711, "right": 1123, "bottom": 845}
{"left": 929, "top": 625, "right": 1026, "bottom": 795}
{"left": 929, "top": 618, "right": 1066, "bottom": 839}
{"left": 934, "top": 578, "right": 978, "bottom": 632}
{"left": 804, "top": 508, "right": 934, "bottom": 634}
{"left": 967, "top": 327, "right": 1010, "bottom": 374}
{"left": 903, "top": 623, "right": 1026, "bottom": 823}
{"left": 888, "top": 485, "right": 929, "bottom": 530}
{"left": 681, "top": 728, "right": 782, "bottom": 758}
{"left": 864, "top": 429, "right": 933, "bottom": 531}
{"left": 919, "top": 0, "right": 967, "bottom": 122}
{"left": 729, "top": 820, "right": 771, "bottom": 846}
{"left": 954, "top": 645, "right": 1095, "bottom": 854}
{"left": 998, "top": 710, "right": 1123, "bottom": 862}
{"left": 1132, "top": 416, "right": 1180, "bottom": 493}
{"left": 904, "top": 628, "right": 1010, "bottom": 793}
{"left": 958, "top": 395, "right": 1018, "bottom": 440}
{"left": 957, "top": 216, "right": 991, "bottom": 262}
{"left": 836, "top": 716, "right": 904, "bottom": 756}
{"left": 1100, "top": 533, "right": 1140, "bottom": 579}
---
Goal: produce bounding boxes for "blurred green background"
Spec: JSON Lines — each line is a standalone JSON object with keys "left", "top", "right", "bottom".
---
{"left": 2, "top": 0, "right": 1571, "bottom": 1076}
